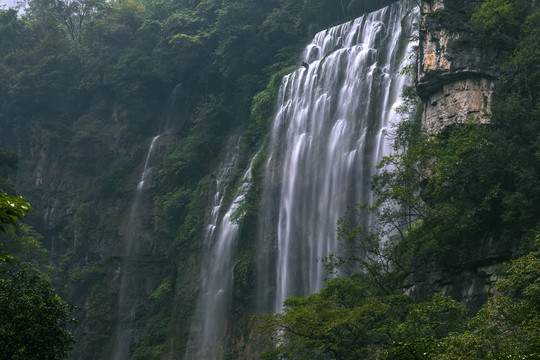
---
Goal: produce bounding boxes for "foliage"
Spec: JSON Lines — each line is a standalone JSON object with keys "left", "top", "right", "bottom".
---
{"left": 243, "top": 66, "right": 295, "bottom": 152}
{"left": 0, "top": 223, "right": 48, "bottom": 270}
{"left": 258, "top": 243, "right": 540, "bottom": 359}
{"left": 470, "top": 0, "right": 531, "bottom": 41}
{"left": 0, "top": 193, "right": 35, "bottom": 279}
{"left": 471, "top": 0, "right": 519, "bottom": 34}
{"left": 68, "top": 264, "right": 107, "bottom": 288}
{"left": 149, "top": 276, "right": 173, "bottom": 304}
{"left": 0, "top": 267, "right": 76, "bottom": 360}
{"left": 131, "top": 314, "right": 169, "bottom": 360}
{"left": 420, "top": 238, "right": 540, "bottom": 359}
{"left": 0, "top": 192, "right": 32, "bottom": 232}
{"left": 258, "top": 276, "right": 410, "bottom": 360}
{"left": 321, "top": 204, "right": 400, "bottom": 293}
{"left": 0, "top": 149, "right": 34, "bottom": 264}
{"left": 388, "top": 294, "right": 468, "bottom": 359}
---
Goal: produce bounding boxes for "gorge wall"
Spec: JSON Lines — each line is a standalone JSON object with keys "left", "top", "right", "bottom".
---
{"left": 1, "top": 0, "right": 530, "bottom": 358}
{"left": 403, "top": 0, "right": 508, "bottom": 308}
{"left": 417, "top": 0, "right": 503, "bottom": 135}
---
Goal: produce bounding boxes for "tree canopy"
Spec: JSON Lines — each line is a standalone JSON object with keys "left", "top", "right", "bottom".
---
{"left": 0, "top": 267, "right": 76, "bottom": 360}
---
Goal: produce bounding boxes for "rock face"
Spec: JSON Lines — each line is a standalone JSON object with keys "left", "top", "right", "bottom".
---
{"left": 422, "top": 78, "right": 494, "bottom": 134}
{"left": 402, "top": 262, "right": 503, "bottom": 310}
{"left": 408, "top": 0, "right": 518, "bottom": 307}
{"left": 417, "top": 0, "right": 503, "bottom": 134}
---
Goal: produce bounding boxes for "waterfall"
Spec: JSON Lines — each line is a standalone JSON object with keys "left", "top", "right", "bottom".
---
{"left": 112, "top": 84, "right": 181, "bottom": 360}
{"left": 185, "top": 144, "right": 258, "bottom": 360}
{"left": 257, "top": 0, "right": 418, "bottom": 313}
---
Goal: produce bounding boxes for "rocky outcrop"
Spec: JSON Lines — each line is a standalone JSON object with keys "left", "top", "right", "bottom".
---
{"left": 417, "top": 0, "right": 503, "bottom": 134}
{"left": 423, "top": 78, "right": 495, "bottom": 134}
{"left": 408, "top": 0, "right": 511, "bottom": 305}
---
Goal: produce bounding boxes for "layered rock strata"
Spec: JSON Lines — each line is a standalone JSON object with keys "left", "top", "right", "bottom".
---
{"left": 405, "top": 0, "right": 508, "bottom": 307}
{"left": 417, "top": 0, "right": 502, "bottom": 134}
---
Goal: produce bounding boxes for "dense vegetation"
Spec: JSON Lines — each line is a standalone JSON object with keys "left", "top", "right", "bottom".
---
{"left": 0, "top": 0, "right": 399, "bottom": 358}
{"left": 257, "top": 2, "right": 540, "bottom": 358}
{"left": 0, "top": 151, "right": 75, "bottom": 360}
{"left": 1, "top": 0, "right": 538, "bottom": 358}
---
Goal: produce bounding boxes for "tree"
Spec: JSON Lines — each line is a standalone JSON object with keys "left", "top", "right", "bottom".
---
{"left": 413, "top": 237, "right": 540, "bottom": 360}
{"left": 257, "top": 276, "right": 410, "bottom": 360}
{"left": 0, "top": 146, "right": 75, "bottom": 359}
{"left": 388, "top": 294, "right": 468, "bottom": 359}
{"left": 0, "top": 267, "right": 76, "bottom": 360}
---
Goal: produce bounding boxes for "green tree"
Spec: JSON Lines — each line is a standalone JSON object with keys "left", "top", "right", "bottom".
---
{"left": 0, "top": 267, "right": 76, "bottom": 360}
{"left": 0, "top": 148, "right": 33, "bottom": 264}
{"left": 388, "top": 294, "right": 468, "bottom": 359}
{"left": 257, "top": 276, "right": 410, "bottom": 359}
{"left": 470, "top": 0, "right": 532, "bottom": 43}
{"left": 420, "top": 238, "right": 540, "bottom": 359}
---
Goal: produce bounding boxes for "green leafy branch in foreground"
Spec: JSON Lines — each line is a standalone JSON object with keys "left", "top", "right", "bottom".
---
{"left": 0, "top": 192, "right": 33, "bottom": 265}
{"left": 0, "top": 193, "right": 32, "bottom": 230}
{"left": 0, "top": 194, "right": 76, "bottom": 360}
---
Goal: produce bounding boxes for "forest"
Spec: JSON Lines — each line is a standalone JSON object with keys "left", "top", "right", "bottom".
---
{"left": 0, "top": 0, "right": 539, "bottom": 359}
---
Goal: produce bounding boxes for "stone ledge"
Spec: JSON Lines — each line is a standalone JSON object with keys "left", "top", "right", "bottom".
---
{"left": 422, "top": 77, "right": 495, "bottom": 135}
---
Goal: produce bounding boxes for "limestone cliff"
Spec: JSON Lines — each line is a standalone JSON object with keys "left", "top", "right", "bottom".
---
{"left": 406, "top": 0, "right": 512, "bottom": 307}
{"left": 417, "top": 0, "right": 504, "bottom": 134}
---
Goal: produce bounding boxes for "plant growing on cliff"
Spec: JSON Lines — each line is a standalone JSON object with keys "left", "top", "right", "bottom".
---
{"left": 471, "top": 0, "right": 519, "bottom": 34}
{"left": 402, "top": 237, "right": 540, "bottom": 359}
{"left": 470, "top": 0, "right": 533, "bottom": 45}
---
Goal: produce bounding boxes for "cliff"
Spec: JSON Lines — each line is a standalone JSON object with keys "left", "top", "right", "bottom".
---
{"left": 1, "top": 0, "right": 536, "bottom": 358}
{"left": 417, "top": 0, "right": 504, "bottom": 134}
{"left": 405, "top": 0, "right": 519, "bottom": 308}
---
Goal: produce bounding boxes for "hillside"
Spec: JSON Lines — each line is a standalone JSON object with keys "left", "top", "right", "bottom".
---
{"left": 0, "top": 0, "right": 538, "bottom": 359}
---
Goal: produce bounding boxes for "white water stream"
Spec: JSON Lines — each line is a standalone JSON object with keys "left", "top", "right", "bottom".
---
{"left": 185, "top": 141, "right": 258, "bottom": 359}
{"left": 112, "top": 84, "right": 181, "bottom": 360}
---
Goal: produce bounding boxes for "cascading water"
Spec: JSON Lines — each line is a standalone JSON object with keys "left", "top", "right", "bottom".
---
{"left": 185, "top": 147, "right": 258, "bottom": 360}
{"left": 257, "top": 0, "right": 418, "bottom": 313}
{"left": 112, "top": 84, "right": 181, "bottom": 360}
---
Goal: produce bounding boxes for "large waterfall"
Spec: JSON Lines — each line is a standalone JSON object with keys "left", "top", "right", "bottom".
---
{"left": 257, "top": 0, "right": 417, "bottom": 313}
{"left": 184, "top": 0, "right": 416, "bottom": 357}
{"left": 113, "top": 85, "right": 181, "bottom": 360}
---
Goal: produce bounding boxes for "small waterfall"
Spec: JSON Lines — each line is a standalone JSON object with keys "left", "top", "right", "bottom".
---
{"left": 257, "top": 0, "right": 418, "bottom": 313}
{"left": 112, "top": 84, "right": 181, "bottom": 360}
{"left": 186, "top": 147, "right": 258, "bottom": 360}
